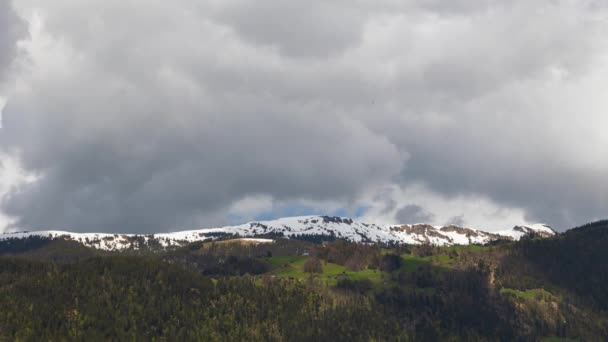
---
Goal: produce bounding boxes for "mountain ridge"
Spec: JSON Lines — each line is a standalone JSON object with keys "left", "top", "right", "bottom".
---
{"left": 0, "top": 215, "right": 557, "bottom": 251}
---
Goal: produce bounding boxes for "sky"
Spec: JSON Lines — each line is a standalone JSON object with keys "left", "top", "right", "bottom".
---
{"left": 0, "top": 0, "right": 607, "bottom": 233}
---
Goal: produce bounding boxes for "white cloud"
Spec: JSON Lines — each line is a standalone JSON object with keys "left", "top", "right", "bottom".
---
{"left": 360, "top": 184, "right": 530, "bottom": 232}
{"left": 0, "top": 154, "right": 38, "bottom": 232}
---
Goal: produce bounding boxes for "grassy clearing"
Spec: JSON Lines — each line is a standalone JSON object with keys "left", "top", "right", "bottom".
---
{"left": 400, "top": 254, "right": 456, "bottom": 272}
{"left": 500, "top": 288, "right": 555, "bottom": 301}
{"left": 401, "top": 255, "right": 426, "bottom": 272}
{"left": 268, "top": 256, "right": 385, "bottom": 286}
{"left": 269, "top": 253, "right": 451, "bottom": 287}
{"left": 267, "top": 255, "right": 306, "bottom": 267}
{"left": 268, "top": 244, "right": 490, "bottom": 286}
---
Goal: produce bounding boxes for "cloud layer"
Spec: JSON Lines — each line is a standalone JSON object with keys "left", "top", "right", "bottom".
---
{"left": 0, "top": 0, "right": 25, "bottom": 82}
{"left": 1, "top": 0, "right": 607, "bottom": 232}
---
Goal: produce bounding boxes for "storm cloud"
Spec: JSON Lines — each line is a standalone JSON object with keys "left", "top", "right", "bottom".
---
{"left": 0, "top": 0, "right": 607, "bottom": 232}
{"left": 0, "top": 0, "right": 25, "bottom": 82}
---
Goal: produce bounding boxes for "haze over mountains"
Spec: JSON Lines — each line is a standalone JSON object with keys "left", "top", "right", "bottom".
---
{"left": 0, "top": 215, "right": 556, "bottom": 251}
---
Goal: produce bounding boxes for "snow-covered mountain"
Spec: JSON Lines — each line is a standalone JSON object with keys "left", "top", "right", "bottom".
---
{"left": 0, "top": 216, "right": 557, "bottom": 251}
{"left": 504, "top": 224, "right": 558, "bottom": 239}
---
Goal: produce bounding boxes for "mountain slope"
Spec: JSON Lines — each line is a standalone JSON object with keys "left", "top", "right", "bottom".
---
{"left": 509, "top": 220, "right": 608, "bottom": 311}
{"left": 0, "top": 215, "right": 556, "bottom": 251}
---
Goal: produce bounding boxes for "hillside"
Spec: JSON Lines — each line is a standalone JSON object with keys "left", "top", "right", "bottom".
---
{"left": 0, "top": 216, "right": 556, "bottom": 251}
{"left": 0, "top": 220, "right": 605, "bottom": 340}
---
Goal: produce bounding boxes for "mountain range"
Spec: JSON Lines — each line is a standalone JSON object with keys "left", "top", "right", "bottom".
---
{"left": 0, "top": 215, "right": 557, "bottom": 251}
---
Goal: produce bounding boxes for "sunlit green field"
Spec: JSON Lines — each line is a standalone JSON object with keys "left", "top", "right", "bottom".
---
{"left": 268, "top": 256, "right": 386, "bottom": 285}
{"left": 500, "top": 288, "right": 556, "bottom": 301}
{"left": 266, "top": 244, "right": 493, "bottom": 285}
{"left": 541, "top": 337, "right": 579, "bottom": 342}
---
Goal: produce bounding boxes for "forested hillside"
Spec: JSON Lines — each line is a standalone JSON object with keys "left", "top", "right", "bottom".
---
{"left": 0, "top": 222, "right": 607, "bottom": 341}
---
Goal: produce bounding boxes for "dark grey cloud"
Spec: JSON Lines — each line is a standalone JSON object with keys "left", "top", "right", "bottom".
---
{"left": 396, "top": 205, "right": 435, "bottom": 224}
{"left": 1, "top": 95, "right": 401, "bottom": 231}
{"left": 0, "top": 0, "right": 25, "bottom": 81}
{"left": 1, "top": 0, "right": 607, "bottom": 232}
{"left": 0, "top": 3, "right": 402, "bottom": 232}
